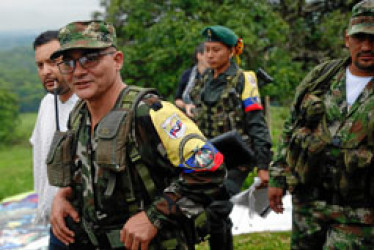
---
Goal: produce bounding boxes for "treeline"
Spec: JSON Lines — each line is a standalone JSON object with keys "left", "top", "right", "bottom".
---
{"left": 93, "top": 0, "right": 358, "bottom": 103}
{"left": 0, "top": 47, "right": 42, "bottom": 112}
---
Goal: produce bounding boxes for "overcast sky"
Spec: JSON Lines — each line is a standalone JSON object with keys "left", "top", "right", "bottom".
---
{"left": 0, "top": 0, "right": 103, "bottom": 33}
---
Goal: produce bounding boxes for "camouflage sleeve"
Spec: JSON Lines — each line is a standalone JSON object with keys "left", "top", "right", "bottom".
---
{"left": 237, "top": 73, "right": 272, "bottom": 170}
{"left": 134, "top": 95, "right": 226, "bottom": 229}
{"left": 269, "top": 62, "right": 332, "bottom": 189}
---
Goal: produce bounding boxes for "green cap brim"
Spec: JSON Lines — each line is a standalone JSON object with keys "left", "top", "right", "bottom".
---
{"left": 347, "top": 24, "right": 374, "bottom": 35}
{"left": 50, "top": 40, "right": 113, "bottom": 60}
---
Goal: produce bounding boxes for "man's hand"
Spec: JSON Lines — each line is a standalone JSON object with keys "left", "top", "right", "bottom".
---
{"left": 185, "top": 103, "right": 196, "bottom": 118}
{"left": 268, "top": 187, "right": 284, "bottom": 214}
{"left": 50, "top": 187, "right": 79, "bottom": 245}
{"left": 120, "top": 211, "right": 158, "bottom": 250}
{"left": 257, "top": 169, "right": 269, "bottom": 189}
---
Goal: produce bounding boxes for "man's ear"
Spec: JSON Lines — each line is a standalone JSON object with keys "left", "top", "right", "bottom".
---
{"left": 344, "top": 30, "right": 350, "bottom": 48}
{"left": 113, "top": 51, "right": 124, "bottom": 70}
{"left": 229, "top": 47, "right": 235, "bottom": 59}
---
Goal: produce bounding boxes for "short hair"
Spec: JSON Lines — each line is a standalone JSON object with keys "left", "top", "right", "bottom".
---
{"left": 33, "top": 30, "right": 59, "bottom": 50}
{"left": 193, "top": 42, "right": 205, "bottom": 64}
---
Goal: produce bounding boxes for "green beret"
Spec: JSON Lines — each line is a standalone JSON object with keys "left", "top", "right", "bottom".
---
{"left": 202, "top": 25, "right": 238, "bottom": 47}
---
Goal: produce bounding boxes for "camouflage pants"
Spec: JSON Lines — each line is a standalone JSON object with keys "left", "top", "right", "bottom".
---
{"left": 291, "top": 197, "right": 374, "bottom": 250}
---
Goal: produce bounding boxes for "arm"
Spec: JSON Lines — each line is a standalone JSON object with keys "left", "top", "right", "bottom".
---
{"left": 174, "top": 69, "right": 192, "bottom": 109}
{"left": 268, "top": 63, "right": 330, "bottom": 212}
{"left": 239, "top": 72, "right": 272, "bottom": 185}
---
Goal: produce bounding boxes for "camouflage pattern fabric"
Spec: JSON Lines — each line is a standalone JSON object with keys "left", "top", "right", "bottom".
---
{"left": 347, "top": 0, "right": 374, "bottom": 36}
{"left": 68, "top": 88, "right": 226, "bottom": 249}
{"left": 292, "top": 197, "right": 374, "bottom": 250}
{"left": 51, "top": 20, "right": 117, "bottom": 60}
{"left": 269, "top": 58, "right": 374, "bottom": 249}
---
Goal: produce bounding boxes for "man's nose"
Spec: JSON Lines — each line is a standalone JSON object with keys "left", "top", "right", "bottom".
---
{"left": 73, "top": 60, "right": 88, "bottom": 75}
{"left": 42, "top": 63, "right": 54, "bottom": 75}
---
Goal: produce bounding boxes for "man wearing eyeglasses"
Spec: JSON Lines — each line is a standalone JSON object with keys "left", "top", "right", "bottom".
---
{"left": 30, "top": 30, "right": 78, "bottom": 250}
{"left": 48, "top": 20, "right": 226, "bottom": 250}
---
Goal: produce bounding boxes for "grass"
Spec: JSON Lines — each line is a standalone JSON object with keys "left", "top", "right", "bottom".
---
{"left": 196, "top": 231, "right": 291, "bottom": 250}
{"left": 0, "top": 113, "right": 36, "bottom": 200}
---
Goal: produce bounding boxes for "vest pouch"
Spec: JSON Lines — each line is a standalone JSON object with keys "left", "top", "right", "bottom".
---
{"left": 286, "top": 127, "right": 310, "bottom": 170}
{"left": 46, "top": 130, "right": 75, "bottom": 187}
{"left": 95, "top": 110, "right": 128, "bottom": 172}
{"left": 288, "top": 126, "right": 327, "bottom": 185}
{"left": 300, "top": 94, "right": 325, "bottom": 129}
{"left": 339, "top": 146, "right": 374, "bottom": 202}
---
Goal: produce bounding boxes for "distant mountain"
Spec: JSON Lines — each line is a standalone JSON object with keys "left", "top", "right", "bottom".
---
{"left": 0, "top": 31, "right": 37, "bottom": 50}
{"left": 0, "top": 33, "right": 43, "bottom": 113}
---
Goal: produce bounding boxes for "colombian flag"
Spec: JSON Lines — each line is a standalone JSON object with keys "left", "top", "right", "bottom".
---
{"left": 242, "top": 71, "right": 263, "bottom": 113}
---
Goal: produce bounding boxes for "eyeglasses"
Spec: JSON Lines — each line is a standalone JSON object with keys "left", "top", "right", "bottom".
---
{"left": 57, "top": 50, "right": 116, "bottom": 74}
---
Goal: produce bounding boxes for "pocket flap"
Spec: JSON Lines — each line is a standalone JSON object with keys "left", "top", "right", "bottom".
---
{"left": 46, "top": 131, "right": 67, "bottom": 164}
{"left": 97, "top": 110, "right": 127, "bottom": 139}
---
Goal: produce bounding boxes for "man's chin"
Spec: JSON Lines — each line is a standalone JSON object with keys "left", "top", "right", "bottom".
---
{"left": 356, "top": 63, "right": 374, "bottom": 73}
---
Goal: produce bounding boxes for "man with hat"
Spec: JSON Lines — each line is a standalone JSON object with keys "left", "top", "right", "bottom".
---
{"left": 268, "top": 0, "right": 374, "bottom": 248}
{"left": 48, "top": 20, "right": 227, "bottom": 250}
{"left": 189, "top": 25, "right": 272, "bottom": 250}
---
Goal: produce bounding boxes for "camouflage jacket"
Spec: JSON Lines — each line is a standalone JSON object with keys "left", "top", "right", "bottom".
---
{"left": 189, "top": 62, "right": 272, "bottom": 170}
{"left": 68, "top": 87, "right": 226, "bottom": 244}
{"left": 270, "top": 57, "right": 374, "bottom": 207}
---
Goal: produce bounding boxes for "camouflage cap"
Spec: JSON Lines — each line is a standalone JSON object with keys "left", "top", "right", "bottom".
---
{"left": 202, "top": 25, "right": 238, "bottom": 47}
{"left": 347, "top": 0, "right": 374, "bottom": 36}
{"left": 50, "top": 20, "right": 117, "bottom": 59}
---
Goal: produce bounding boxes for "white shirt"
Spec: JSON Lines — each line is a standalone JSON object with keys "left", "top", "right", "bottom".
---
{"left": 346, "top": 67, "right": 372, "bottom": 106}
{"left": 29, "top": 93, "right": 79, "bottom": 225}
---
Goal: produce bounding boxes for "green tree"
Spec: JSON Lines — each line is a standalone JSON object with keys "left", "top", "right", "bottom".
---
{"left": 96, "top": 0, "right": 300, "bottom": 103}
{"left": 0, "top": 84, "right": 19, "bottom": 144}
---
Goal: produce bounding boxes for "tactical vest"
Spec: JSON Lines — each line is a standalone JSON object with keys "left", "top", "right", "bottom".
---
{"left": 46, "top": 86, "right": 190, "bottom": 249}
{"left": 285, "top": 57, "right": 374, "bottom": 207}
{"left": 190, "top": 69, "right": 247, "bottom": 140}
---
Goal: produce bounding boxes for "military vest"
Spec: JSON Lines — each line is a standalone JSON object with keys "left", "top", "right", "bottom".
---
{"left": 285, "top": 57, "right": 374, "bottom": 206}
{"left": 190, "top": 69, "right": 248, "bottom": 140}
{"left": 46, "top": 86, "right": 189, "bottom": 249}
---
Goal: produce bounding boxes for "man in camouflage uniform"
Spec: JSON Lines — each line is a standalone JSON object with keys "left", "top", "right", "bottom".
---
{"left": 268, "top": 1, "right": 374, "bottom": 249}
{"left": 48, "top": 20, "right": 226, "bottom": 250}
{"left": 189, "top": 25, "right": 272, "bottom": 250}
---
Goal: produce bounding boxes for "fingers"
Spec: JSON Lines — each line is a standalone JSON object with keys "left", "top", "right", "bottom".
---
{"left": 268, "top": 187, "right": 284, "bottom": 214}
{"left": 50, "top": 195, "right": 78, "bottom": 245}
{"left": 51, "top": 217, "right": 75, "bottom": 245}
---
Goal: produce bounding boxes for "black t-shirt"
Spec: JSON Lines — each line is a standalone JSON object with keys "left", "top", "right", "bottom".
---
{"left": 175, "top": 68, "right": 192, "bottom": 99}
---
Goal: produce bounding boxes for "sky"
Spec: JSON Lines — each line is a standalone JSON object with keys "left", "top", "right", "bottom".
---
{"left": 0, "top": 0, "right": 103, "bottom": 33}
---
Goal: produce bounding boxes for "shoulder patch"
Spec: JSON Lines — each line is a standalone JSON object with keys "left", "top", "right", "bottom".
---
{"left": 242, "top": 71, "right": 263, "bottom": 112}
{"left": 162, "top": 113, "right": 186, "bottom": 139}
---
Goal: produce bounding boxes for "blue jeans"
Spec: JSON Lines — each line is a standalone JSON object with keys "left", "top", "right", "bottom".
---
{"left": 49, "top": 228, "right": 68, "bottom": 250}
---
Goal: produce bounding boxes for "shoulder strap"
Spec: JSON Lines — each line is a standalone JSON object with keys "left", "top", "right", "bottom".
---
{"left": 68, "top": 99, "right": 85, "bottom": 130}
{"left": 294, "top": 57, "right": 348, "bottom": 112}
{"left": 120, "top": 85, "right": 160, "bottom": 201}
